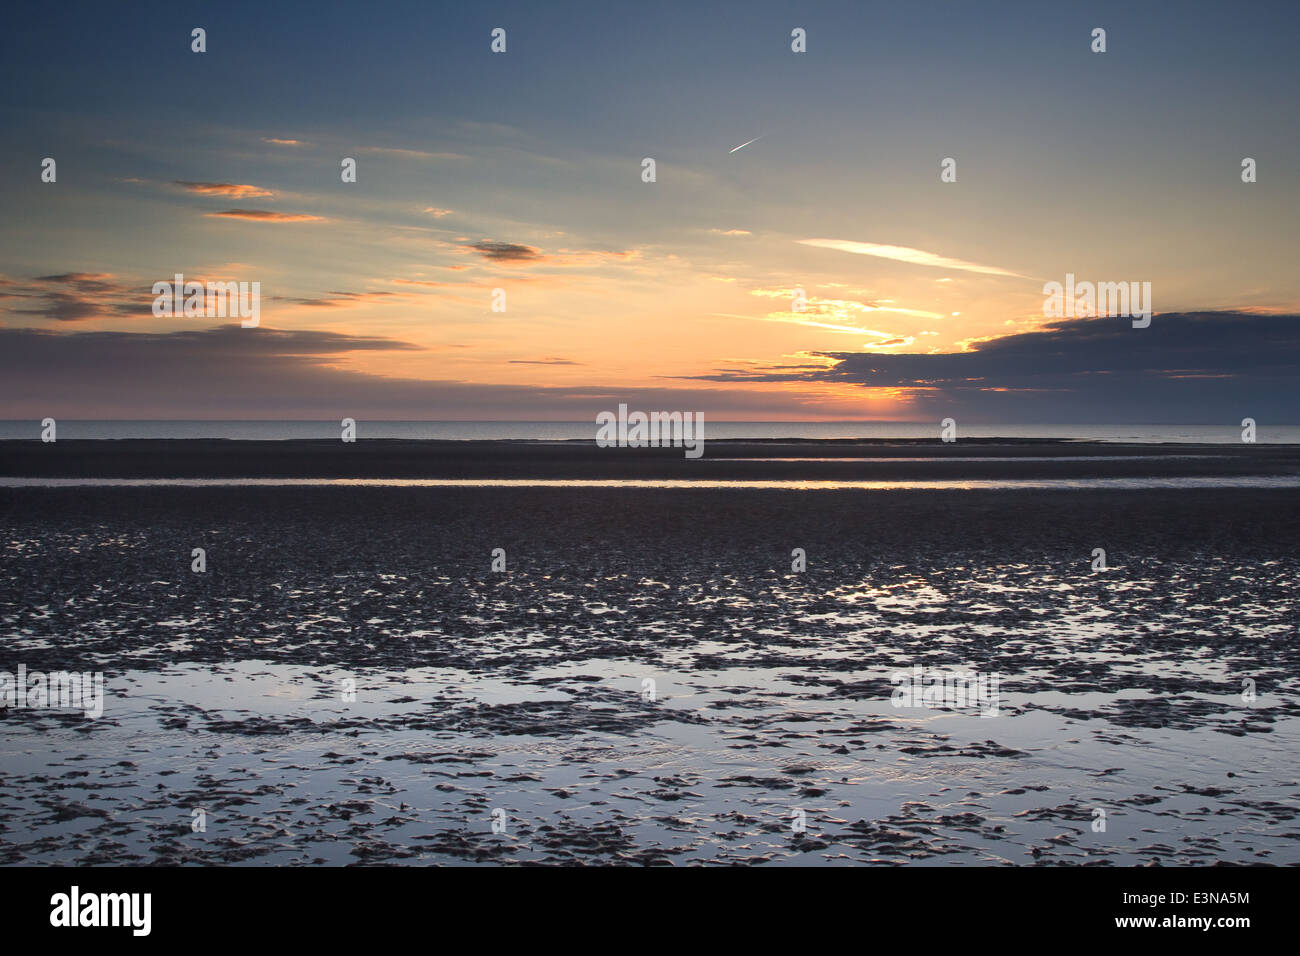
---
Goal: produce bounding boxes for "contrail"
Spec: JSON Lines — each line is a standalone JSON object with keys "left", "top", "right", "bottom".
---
{"left": 729, "top": 135, "right": 764, "bottom": 153}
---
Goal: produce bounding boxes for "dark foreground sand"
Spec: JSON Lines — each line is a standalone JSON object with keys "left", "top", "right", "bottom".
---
{"left": 0, "top": 442, "right": 1297, "bottom": 865}
{"left": 1, "top": 479, "right": 1298, "bottom": 865}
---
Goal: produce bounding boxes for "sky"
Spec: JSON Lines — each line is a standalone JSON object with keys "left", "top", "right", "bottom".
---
{"left": 1, "top": 0, "right": 1298, "bottom": 422}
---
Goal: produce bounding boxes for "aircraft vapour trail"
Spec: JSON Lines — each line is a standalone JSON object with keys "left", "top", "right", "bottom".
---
{"left": 729, "top": 135, "right": 764, "bottom": 153}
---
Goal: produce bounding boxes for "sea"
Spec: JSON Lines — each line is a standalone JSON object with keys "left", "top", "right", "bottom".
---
{"left": 1, "top": 421, "right": 1298, "bottom": 442}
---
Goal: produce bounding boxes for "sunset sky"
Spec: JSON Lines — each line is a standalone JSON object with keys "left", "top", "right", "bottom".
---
{"left": 2, "top": 0, "right": 1298, "bottom": 422}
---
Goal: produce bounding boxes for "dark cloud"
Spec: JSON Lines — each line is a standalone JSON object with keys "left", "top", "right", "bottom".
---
{"left": 5, "top": 311, "right": 1294, "bottom": 423}
{"left": 1, "top": 325, "right": 419, "bottom": 360}
{"left": 466, "top": 241, "right": 543, "bottom": 263}
{"left": 817, "top": 312, "right": 1298, "bottom": 384}
{"left": 0, "top": 327, "right": 808, "bottom": 419}
{"left": 690, "top": 311, "right": 1300, "bottom": 422}
{"left": 1, "top": 273, "right": 151, "bottom": 322}
{"left": 33, "top": 273, "right": 118, "bottom": 287}
{"left": 1, "top": 273, "right": 402, "bottom": 322}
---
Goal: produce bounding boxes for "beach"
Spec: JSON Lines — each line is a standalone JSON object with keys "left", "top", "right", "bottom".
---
{"left": 0, "top": 441, "right": 1298, "bottom": 864}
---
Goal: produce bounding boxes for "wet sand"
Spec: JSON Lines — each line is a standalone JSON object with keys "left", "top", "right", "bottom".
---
{"left": 0, "top": 442, "right": 1298, "bottom": 865}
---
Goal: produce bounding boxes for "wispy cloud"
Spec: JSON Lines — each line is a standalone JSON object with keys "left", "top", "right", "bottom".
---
{"left": 206, "top": 210, "right": 326, "bottom": 223}
{"left": 798, "top": 239, "right": 1026, "bottom": 278}
{"left": 549, "top": 248, "right": 640, "bottom": 266}
{"left": 175, "top": 181, "right": 274, "bottom": 199}
{"left": 391, "top": 278, "right": 463, "bottom": 289}
{"left": 461, "top": 240, "right": 639, "bottom": 267}
{"left": 274, "top": 291, "right": 405, "bottom": 309}
{"left": 709, "top": 311, "right": 909, "bottom": 343}
{"left": 262, "top": 138, "right": 310, "bottom": 147}
{"left": 360, "top": 146, "right": 467, "bottom": 160}
{"left": 750, "top": 288, "right": 944, "bottom": 321}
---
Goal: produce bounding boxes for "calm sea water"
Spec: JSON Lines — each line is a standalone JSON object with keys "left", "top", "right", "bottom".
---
{"left": 4, "top": 477, "right": 1300, "bottom": 489}
{"left": 2, "top": 421, "right": 1297, "bottom": 442}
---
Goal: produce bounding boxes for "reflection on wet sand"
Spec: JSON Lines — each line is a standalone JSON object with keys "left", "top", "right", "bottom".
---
{"left": 1, "top": 484, "right": 1296, "bottom": 865}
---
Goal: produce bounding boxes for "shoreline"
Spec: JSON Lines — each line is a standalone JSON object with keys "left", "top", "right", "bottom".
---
{"left": 3, "top": 438, "right": 1297, "bottom": 481}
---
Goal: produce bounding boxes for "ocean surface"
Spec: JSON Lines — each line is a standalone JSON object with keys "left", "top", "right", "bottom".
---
{"left": 3, "top": 421, "right": 1298, "bottom": 443}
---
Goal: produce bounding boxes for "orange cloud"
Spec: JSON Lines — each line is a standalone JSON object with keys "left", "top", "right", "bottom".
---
{"left": 549, "top": 249, "right": 640, "bottom": 266}
{"left": 206, "top": 210, "right": 325, "bottom": 223}
{"left": 391, "top": 278, "right": 463, "bottom": 289}
{"left": 175, "top": 181, "right": 274, "bottom": 199}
